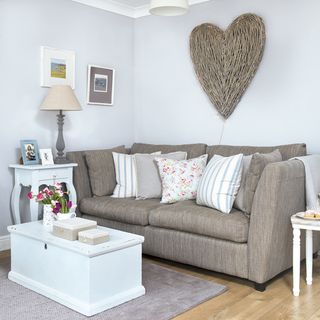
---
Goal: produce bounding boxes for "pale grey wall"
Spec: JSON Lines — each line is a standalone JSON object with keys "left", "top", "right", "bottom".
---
{"left": 133, "top": 0, "right": 320, "bottom": 153}
{"left": 2, "top": 0, "right": 320, "bottom": 237}
{"left": 0, "top": 0, "right": 134, "bottom": 235}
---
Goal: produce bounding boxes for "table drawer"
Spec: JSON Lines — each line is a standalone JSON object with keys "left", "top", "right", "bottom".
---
{"left": 36, "top": 168, "right": 70, "bottom": 181}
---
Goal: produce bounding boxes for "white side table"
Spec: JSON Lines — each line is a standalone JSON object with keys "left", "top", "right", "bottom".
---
{"left": 291, "top": 213, "right": 319, "bottom": 296}
{"left": 9, "top": 163, "right": 78, "bottom": 224}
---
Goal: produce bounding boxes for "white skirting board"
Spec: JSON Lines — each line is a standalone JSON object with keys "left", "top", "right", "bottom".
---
{"left": 0, "top": 235, "right": 10, "bottom": 251}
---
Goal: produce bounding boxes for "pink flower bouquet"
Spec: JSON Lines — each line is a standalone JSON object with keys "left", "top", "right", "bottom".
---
{"left": 28, "top": 183, "right": 74, "bottom": 215}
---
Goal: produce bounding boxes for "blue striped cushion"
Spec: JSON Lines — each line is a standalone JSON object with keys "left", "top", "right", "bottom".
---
{"left": 196, "top": 154, "right": 243, "bottom": 214}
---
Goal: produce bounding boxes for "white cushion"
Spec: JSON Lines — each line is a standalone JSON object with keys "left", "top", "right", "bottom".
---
{"left": 196, "top": 154, "right": 243, "bottom": 214}
{"left": 135, "top": 152, "right": 187, "bottom": 199}
{"left": 112, "top": 151, "right": 160, "bottom": 198}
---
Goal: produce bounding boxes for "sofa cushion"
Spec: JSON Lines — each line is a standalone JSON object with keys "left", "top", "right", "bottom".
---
{"left": 197, "top": 154, "right": 243, "bottom": 214}
{"left": 135, "top": 152, "right": 187, "bottom": 199}
{"left": 84, "top": 146, "right": 128, "bottom": 197}
{"left": 206, "top": 143, "right": 306, "bottom": 161}
{"left": 242, "top": 149, "right": 282, "bottom": 214}
{"left": 66, "top": 151, "right": 93, "bottom": 203}
{"left": 234, "top": 154, "right": 253, "bottom": 211}
{"left": 80, "top": 196, "right": 163, "bottom": 226}
{"left": 149, "top": 200, "right": 249, "bottom": 243}
{"left": 131, "top": 143, "right": 207, "bottom": 159}
{"left": 112, "top": 151, "right": 161, "bottom": 198}
{"left": 156, "top": 155, "right": 208, "bottom": 204}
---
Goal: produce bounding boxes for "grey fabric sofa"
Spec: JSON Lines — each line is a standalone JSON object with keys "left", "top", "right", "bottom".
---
{"left": 67, "top": 142, "right": 320, "bottom": 291}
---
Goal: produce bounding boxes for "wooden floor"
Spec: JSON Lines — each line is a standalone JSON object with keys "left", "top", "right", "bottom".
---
{"left": 1, "top": 250, "right": 319, "bottom": 320}
{"left": 144, "top": 255, "right": 320, "bottom": 320}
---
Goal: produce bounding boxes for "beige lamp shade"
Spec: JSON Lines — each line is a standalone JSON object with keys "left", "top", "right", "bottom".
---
{"left": 40, "top": 85, "right": 82, "bottom": 111}
{"left": 149, "top": 0, "right": 189, "bottom": 16}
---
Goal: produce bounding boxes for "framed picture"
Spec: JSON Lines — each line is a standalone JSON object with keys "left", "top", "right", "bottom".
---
{"left": 87, "top": 65, "right": 115, "bottom": 105}
{"left": 20, "top": 140, "right": 40, "bottom": 165}
{"left": 39, "top": 148, "right": 54, "bottom": 165}
{"left": 40, "top": 46, "right": 75, "bottom": 89}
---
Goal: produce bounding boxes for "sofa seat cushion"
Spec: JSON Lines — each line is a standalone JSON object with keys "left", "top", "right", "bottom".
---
{"left": 80, "top": 197, "right": 163, "bottom": 226}
{"left": 149, "top": 200, "right": 249, "bottom": 243}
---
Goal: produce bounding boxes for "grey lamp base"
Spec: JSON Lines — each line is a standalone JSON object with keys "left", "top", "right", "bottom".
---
{"left": 55, "top": 110, "right": 69, "bottom": 164}
{"left": 54, "top": 157, "right": 70, "bottom": 164}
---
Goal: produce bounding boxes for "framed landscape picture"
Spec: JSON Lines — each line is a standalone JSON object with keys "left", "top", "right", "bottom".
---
{"left": 40, "top": 46, "right": 75, "bottom": 89}
{"left": 87, "top": 65, "right": 115, "bottom": 105}
{"left": 20, "top": 140, "right": 40, "bottom": 165}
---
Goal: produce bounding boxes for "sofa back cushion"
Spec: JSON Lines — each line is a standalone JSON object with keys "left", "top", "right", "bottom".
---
{"left": 84, "top": 146, "right": 128, "bottom": 197}
{"left": 241, "top": 149, "right": 282, "bottom": 214}
{"left": 66, "top": 151, "right": 93, "bottom": 205}
{"left": 135, "top": 152, "right": 187, "bottom": 199}
{"left": 131, "top": 143, "right": 207, "bottom": 159}
{"left": 206, "top": 143, "right": 306, "bottom": 161}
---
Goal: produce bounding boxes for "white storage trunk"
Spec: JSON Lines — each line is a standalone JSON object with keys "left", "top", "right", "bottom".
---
{"left": 8, "top": 221, "right": 145, "bottom": 316}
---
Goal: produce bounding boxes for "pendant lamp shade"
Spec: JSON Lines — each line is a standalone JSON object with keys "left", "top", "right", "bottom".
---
{"left": 149, "top": 0, "right": 189, "bottom": 16}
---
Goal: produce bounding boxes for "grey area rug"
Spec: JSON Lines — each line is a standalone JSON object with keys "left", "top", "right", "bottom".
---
{"left": 0, "top": 259, "right": 226, "bottom": 320}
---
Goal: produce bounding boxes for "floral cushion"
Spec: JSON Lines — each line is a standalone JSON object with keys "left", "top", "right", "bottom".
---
{"left": 155, "top": 154, "right": 208, "bottom": 204}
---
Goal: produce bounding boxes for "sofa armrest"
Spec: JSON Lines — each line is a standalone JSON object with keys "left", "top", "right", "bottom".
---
{"left": 248, "top": 160, "right": 305, "bottom": 283}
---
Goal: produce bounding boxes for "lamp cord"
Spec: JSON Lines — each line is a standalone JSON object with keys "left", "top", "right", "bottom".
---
{"left": 218, "top": 120, "right": 226, "bottom": 145}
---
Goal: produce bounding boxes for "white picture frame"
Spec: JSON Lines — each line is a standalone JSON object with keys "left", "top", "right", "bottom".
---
{"left": 40, "top": 46, "right": 75, "bottom": 89}
{"left": 39, "top": 148, "right": 54, "bottom": 165}
{"left": 87, "top": 65, "right": 115, "bottom": 106}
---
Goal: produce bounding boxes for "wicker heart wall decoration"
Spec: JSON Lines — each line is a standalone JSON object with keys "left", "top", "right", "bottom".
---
{"left": 190, "top": 13, "right": 266, "bottom": 119}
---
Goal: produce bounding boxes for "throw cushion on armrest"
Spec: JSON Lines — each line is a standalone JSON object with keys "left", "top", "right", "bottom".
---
{"left": 84, "top": 146, "right": 127, "bottom": 197}
{"left": 242, "top": 149, "right": 282, "bottom": 214}
{"left": 196, "top": 154, "right": 243, "bottom": 214}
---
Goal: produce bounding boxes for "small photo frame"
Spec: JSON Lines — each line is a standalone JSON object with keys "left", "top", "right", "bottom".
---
{"left": 40, "top": 46, "right": 75, "bottom": 89}
{"left": 87, "top": 65, "right": 115, "bottom": 105}
{"left": 20, "top": 140, "right": 40, "bottom": 165}
{"left": 39, "top": 148, "right": 54, "bottom": 165}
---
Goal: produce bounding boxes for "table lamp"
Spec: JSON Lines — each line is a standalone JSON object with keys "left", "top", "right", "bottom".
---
{"left": 40, "top": 85, "right": 82, "bottom": 164}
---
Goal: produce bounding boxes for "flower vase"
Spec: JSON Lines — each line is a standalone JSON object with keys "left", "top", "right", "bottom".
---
{"left": 43, "top": 204, "right": 54, "bottom": 231}
{"left": 54, "top": 209, "right": 76, "bottom": 221}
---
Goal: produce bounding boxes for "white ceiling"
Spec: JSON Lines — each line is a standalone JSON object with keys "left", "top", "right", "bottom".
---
{"left": 71, "top": 0, "right": 211, "bottom": 18}
{"left": 113, "top": 0, "right": 150, "bottom": 7}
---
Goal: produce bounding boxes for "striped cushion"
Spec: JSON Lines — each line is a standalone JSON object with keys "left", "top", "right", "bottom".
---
{"left": 196, "top": 154, "right": 243, "bottom": 214}
{"left": 112, "top": 151, "right": 160, "bottom": 198}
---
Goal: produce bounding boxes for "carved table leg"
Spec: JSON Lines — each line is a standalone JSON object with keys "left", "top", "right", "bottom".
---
{"left": 30, "top": 183, "right": 39, "bottom": 221}
{"left": 306, "top": 230, "right": 313, "bottom": 285}
{"left": 10, "top": 183, "right": 22, "bottom": 224}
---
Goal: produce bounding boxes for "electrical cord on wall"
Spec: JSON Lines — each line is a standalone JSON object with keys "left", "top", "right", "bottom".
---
{"left": 218, "top": 120, "right": 226, "bottom": 145}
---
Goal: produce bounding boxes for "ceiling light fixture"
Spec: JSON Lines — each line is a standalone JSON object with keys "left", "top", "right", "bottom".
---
{"left": 149, "top": 0, "right": 189, "bottom": 16}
